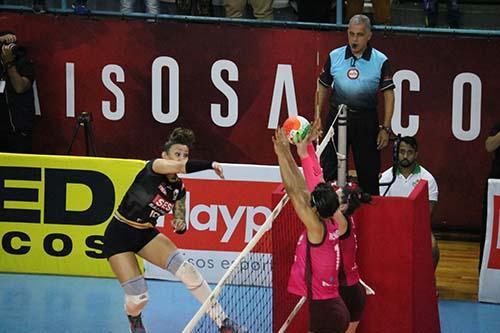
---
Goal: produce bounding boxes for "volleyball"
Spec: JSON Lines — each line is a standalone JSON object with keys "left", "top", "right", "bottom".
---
{"left": 283, "top": 116, "right": 311, "bottom": 144}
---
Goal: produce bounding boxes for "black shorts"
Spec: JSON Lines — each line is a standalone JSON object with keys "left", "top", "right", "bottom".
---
{"left": 339, "top": 282, "right": 366, "bottom": 322}
{"left": 103, "top": 217, "right": 159, "bottom": 259}
{"left": 309, "top": 297, "right": 349, "bottom": 333}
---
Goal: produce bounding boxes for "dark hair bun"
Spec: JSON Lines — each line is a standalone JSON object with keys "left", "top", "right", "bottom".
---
{"left": 343, "top": 183, "right": 371, "bottom": 216}
{"left": 164, "top": 128, "right": 195, "bottom": 152}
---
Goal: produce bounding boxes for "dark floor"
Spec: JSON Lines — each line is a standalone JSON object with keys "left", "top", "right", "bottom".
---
{"left": 2, "top": 0, "right": 500, "bottom": 30}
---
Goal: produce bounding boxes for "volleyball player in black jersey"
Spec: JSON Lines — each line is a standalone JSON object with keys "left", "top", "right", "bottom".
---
{"left": 103, "top": 128, "right": 240, "bottom": 333}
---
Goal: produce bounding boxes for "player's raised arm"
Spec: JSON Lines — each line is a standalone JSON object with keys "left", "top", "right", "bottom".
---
{"left": 273, "top": 127, "right": 324, "bottom": 244}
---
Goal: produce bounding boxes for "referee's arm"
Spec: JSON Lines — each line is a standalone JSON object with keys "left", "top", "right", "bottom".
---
{"left": 380, "top": 59, "right": 395, "bottom": 130}
{"left": 378, "top": 60, "right": 396, "bottom": 149}
{"left": 316, "top": 57, "right": 333, "bottom": 121}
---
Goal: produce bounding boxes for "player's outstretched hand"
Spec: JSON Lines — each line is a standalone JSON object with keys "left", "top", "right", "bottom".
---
{"left": 273, "top": 127, "right": 291, "bottom": 156}
{"left": 295, "top": 118, "right": 322, "bottom": 158}
{"left": 212, "top": 162, "right": 225, "bottom": 179}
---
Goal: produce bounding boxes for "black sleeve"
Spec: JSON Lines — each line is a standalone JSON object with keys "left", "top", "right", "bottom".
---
{"left": 318, "top": 56, "right": 333, "bottom": 87}
{"left": 16, "top": 57, "right": 36, "bottom": 84}
{"left": 490, "top": 123, "right": 500, "bottom": 136}
{"left": 185, "top": 159, "right": 213, "bottom": 173}
{"left": 379, "top": 59, "right": 395, "bottom": 91}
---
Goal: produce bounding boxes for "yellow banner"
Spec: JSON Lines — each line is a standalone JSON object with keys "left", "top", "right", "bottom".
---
{"left": 0, "top": 153, "right": 145, "bottom": 277}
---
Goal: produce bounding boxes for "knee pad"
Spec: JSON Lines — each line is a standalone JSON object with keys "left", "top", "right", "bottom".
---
{"left": 165, "top": 250, "right": 204, "bottom": 290}
{"left": 122, "top": 276, "right": 149, "bottom": 316}
{"left": 176, "top": 261, "right": 204, "bottom": 290}
{"left": 125, "top": 292, "right": 149, "bottom": 316}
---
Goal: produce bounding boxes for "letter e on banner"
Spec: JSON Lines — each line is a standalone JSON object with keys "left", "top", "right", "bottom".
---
{"left": 488, "top": 195, "right": 500, "bottom": 269}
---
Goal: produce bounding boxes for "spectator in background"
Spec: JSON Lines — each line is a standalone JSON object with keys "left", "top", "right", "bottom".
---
{"left": 379, "top": 136, "right": 440, "bottom": 273}
{"left": 316, "top": 14, "right": 395, "bottom": 196}
{"left": 32, "top": 0, "right": 47, "bottom": 13}
{"left": 0, "top": 32, "right": 36, "bottom": 154}
{"left": 480, "top": 122, "right": 500, "bottom": 269}
{"left": 73, "top": 0, "right": 91, "bottom": 15}
{"left": 345, "top": 0, "right": 391, "bottom": 25}
{"left": 176, "top": 0, "right": 212, "bottom": 16}
{"left": 224, "top": 0, "right": 273, "bottom": 20}
{"left": 121, "top": 0, "right": 159, "bottom": 15}
{"left": 423, "top": 0, "right": 460, "bottom": 28}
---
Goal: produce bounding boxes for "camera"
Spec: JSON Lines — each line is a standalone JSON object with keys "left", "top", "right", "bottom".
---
{"left": 2, "top": 42, "right": 20, "bottom": 58}
{"left": 77, "top": 112, "right": 92, "bottom": 124}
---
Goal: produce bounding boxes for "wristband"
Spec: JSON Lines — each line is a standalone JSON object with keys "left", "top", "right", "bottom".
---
{"left": 185, "top": 159, "right": 213, "bottom": 173}
{"left": 379, "top": 125, "right": 391, "bottom": 133}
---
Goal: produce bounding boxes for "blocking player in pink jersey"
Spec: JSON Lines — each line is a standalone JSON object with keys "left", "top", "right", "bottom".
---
{"left": 273, "top": 125, "right": 349, "bottom": 333}
{"left": 295, "top": 119, "right": 371, "bottom": 333}
{"left": 336, "top": 183, "right": 371, "bottom": 333}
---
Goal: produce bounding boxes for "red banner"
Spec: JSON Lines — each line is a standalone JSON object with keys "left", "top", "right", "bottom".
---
{"left": 3, "top": 12, "right": 499, "bottom": 230}
{"left": 488, "top": 195, "right": 500, "bottom": 269}
{"left": 159, "top": 179, "right": 277, "bottom": 252}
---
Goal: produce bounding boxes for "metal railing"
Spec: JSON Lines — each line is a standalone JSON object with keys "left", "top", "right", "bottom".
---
{"left": 1, "top": 1, "right": 500, "bottom": 37}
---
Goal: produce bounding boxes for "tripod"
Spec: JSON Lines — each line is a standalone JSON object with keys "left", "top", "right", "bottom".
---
{"left": 66, "top": 112, "right": 97, "bottom": 156}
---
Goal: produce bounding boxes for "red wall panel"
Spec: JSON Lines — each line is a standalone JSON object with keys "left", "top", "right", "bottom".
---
{"left": 3, "top": 12, "right": 498, "bottom": 230}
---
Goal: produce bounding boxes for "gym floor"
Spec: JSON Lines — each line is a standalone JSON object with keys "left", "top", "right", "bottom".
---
{"left": 1, "top": 271, "right": 499, "bottom": 333}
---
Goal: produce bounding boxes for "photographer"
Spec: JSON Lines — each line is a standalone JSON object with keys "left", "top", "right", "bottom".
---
{"left": 0, "top": 32, "right": 36, "bottom": 153}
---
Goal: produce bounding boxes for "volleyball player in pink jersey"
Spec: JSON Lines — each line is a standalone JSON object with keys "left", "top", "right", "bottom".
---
{"left": 336, "top": 183, "right": 371, "bottom": 333}
{"left": 296, "top": 119, "right": 371, "bottom": 333}
{"left": 273, "top": 126, "right": 349, "bottom": 333}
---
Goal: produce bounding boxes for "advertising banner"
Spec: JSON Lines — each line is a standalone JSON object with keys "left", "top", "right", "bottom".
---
{"left": 0, "top": 152, "right": 145, "bottom": 277}
{"left": 479, "top": 179, "right": 500, "bottom": 303}
{"left": 3, "top": 12, "right": 499, "bottom": 230}
{"left": 0, "top": 153, "right": 280, "bottom": 278}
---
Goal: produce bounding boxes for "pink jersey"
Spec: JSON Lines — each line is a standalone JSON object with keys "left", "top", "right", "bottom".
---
{"left": 339, "top": 216, "right": 360, "bottom": 286}
{"left": 301, "top": 143, "right": 360, "bottom": 286}
{"left": 300, "top": 143, "right": 324, "bottom": 192}
{"left": 287, "top": 220, "right": 342, "bottom": 299}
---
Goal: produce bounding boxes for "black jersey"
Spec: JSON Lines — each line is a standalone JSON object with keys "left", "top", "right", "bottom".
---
{"left": 116, "top": 160, "right": 186, "bottom": 227}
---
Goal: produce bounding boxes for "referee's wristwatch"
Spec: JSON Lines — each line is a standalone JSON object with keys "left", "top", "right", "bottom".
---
{"left": 379, "top": 125, "right": 391, "bottom": 133}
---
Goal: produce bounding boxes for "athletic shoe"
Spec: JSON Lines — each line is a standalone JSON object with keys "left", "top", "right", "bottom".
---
{"left": 220, "top": 318, "right": 248, "bottom": 333}
{"left": 128, "top": 314, "right": 146, "bottom": 333}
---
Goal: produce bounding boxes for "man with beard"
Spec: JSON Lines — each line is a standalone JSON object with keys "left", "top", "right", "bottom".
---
{"left": 379, "top": 136, "right": 440, "bottom": 272}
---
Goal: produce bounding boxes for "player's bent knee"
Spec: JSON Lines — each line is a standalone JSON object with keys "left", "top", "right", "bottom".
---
{"left": 176, "top": 261, "right": 204, "bottom": 290}
{"left": 125, "top": 292, "right": 149, "bottom": 316}
{"left": 121, "top": 276, "right": 149, "bottom": 316}
{"left": 166, "top": 250, "right": 204, "bottom": 290}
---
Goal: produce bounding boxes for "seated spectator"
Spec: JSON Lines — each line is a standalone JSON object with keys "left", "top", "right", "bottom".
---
{"left": 121, "top": 0, "right": 159, "bottom": 15}
{"left": 423, "top": 0, "right": 460, "bottom": 28}
{"left": 224, "top": 0, "right": 273, "bottom": 20}
{"left": 379, "top": 136, "right": 440, "bottom": 272}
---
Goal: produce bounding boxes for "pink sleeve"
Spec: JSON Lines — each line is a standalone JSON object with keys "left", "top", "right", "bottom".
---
{"left": 300, "top": 144, "right": 325, "bottom": 192}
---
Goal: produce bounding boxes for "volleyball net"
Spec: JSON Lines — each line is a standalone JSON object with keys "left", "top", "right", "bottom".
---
{"left": 182, "top": 107, "right": 344, "bottom": 332}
